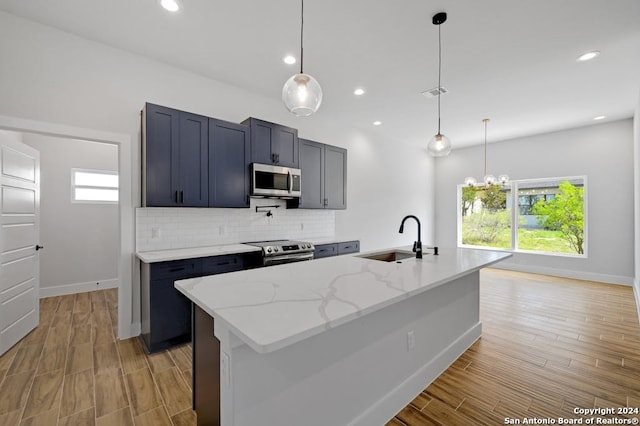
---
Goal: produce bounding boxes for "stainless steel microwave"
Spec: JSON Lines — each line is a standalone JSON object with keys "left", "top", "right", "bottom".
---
{"left": 251, "top": 163, "right": 301, "bottom": 198}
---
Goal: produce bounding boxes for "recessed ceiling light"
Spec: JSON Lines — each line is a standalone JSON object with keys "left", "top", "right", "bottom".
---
{"left": 160, "top": 0, "right": 180, "bottom": 12}
{"left": 354, "top": 88, "right": 365, "bottom": 96}
{"left": 373, "top": 121, "right": 382, "bottom": 126}
{"left": 593, "top": 115, "right": 606, "bottom": 121}
{"left": 577, "top": 51, "right": 600, "bottom": 62}
{"left": 283, "top": 55, "right": 296, "bottom": 65}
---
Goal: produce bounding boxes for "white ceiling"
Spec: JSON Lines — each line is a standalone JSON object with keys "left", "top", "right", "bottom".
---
{"left": 1, "top": 0, "right": 639, "bottom": 149}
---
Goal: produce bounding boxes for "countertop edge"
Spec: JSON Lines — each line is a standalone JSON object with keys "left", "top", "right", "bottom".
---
{"left": 136, "top": 244, "right": 261, "bottom": 263}
{"left": 176, "top": 249, "right": 512, "bottom": 354}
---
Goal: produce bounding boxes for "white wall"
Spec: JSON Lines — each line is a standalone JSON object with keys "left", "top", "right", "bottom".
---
{"left": 0, "top": 11, "right": 434, "bottom": 335}
{"left": 21, "top": 134, "right": 119, "bottom": 296}
{"left": 435, "top": 119, "right": 635, "bottom": 285}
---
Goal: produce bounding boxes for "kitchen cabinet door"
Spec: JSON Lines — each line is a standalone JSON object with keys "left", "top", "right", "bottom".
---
{"left": 209, "top": 119, "right": 250, "bottom": 207}
{"left": 179, "top": 111, "right": 209, "bottom": 207}
{"left": 143, "top": 103, "right": 208, "bottom": 207}
{"left": 314, "top": 243, "right": 338, "bottom": 258}
{"left": 299, "top": 139, "right": 325, "bottom": 209}
{"left": 338, "top": 241, "right": 359, "bottom": 255}
{"left": 243, "top": 118, "right": 299, "bottom": 168}
{"left": 324, "top": 145, "right": 347, "bottom": 209}
{"left": 144, "top": 103, "right": 180, "bottom": 206}
{"left": 201, "top": 252, "right": 261, "bottom": 274}
{"left": 141, "top": 258, "right": 202, "bottom": 353}
{"left": 299, "top": 139, "right": 347, "bottom": 210}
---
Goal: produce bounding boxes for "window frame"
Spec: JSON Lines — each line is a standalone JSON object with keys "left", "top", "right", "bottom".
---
{"left": 71, "top": 168, "right": 119, "bottom": 204}
{"left": 457, "top": 175, "right": 587, "bottom": 258}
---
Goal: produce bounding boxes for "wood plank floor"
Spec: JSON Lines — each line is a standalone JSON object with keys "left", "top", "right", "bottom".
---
{"left": 1, "top": 269, "right": 639, "bottom": 425}
{"left": 0, "top": 288, "right": 195, "bottom": 426}
{"left": 389, "top": 269, "right": 640, "bottom": 426}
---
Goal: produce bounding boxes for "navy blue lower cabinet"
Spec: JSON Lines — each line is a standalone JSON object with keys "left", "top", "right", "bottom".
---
{"left": 314, "top": 241, "right": 360, "bottom": 259}
{"left": 314, "top": 243, "right": 338, "bottom": 258}
{"left": 338, "top": 241, "right": 360, "bottom": 255}
{"left": 141, "top": 259, "right": 202, "bottom": 353}
{"left": 140, "top": 252, "right": 262, "bottom": 354}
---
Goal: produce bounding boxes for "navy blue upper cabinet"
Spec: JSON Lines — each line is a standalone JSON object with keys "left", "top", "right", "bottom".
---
{"left": 208, "top": 119, "right": 251, "bottom": 207}
{"left": 299, "top": 138, "right": 347, "bottom": 209}
{"left": 299, "top": 139, "right": 325, "bottom": 209}
{"left": 143, "top": 103, "right": 208, "bottom": 207}
{"left": 324, "top": 145, "right": 347, "bottom": 209}
{"left": 242, "top": 118, "right": 299, "bottom": 168}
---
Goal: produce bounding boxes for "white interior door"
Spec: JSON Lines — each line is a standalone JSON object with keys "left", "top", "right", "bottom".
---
{"left": 0, "top": 132, "right": 40, "bottom": 356}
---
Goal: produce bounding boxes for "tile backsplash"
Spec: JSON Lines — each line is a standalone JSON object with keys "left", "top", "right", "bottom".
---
{"left": 136, "top": 198, "right": 335, "bottom": 252}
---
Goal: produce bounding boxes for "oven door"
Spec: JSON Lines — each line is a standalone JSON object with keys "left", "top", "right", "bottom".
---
{"left": 251, "top": 163, "right": 301, "bottom": 198}
{"left": 263, "top": 252, "right": 314, "bottom": 266}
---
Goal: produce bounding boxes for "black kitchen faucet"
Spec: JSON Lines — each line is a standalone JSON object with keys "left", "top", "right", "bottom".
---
{"left": 398, "top": 215, "right": 423, "bottom": 259}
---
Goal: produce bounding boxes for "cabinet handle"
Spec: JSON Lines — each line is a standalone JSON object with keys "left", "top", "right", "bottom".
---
{"left": 169, "top": 267, "right": 186, "bottom": 273}
{"left": 323, "top": 198, "right": 328, "bottom": 206}
{"left": 180, "top": 191, "right": 184, "bottom": 203}
{"left": 174, "top": 191, "right": 179, "bottom": 203}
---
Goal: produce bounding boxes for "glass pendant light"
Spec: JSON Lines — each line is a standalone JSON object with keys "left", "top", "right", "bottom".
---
{"left": 464, "top": 119, "right": 509, "bottom": 187}
{"left": 427, "top": 12, "right": 451, "bottom": 157}
{"left": 282, "top": 0, "right": 322, "bottom": 117}
{"left": 463, "top": 176, "right": 477, "bottom": 187}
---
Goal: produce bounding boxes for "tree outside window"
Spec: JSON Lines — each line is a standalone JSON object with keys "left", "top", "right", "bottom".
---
{"left": 461, "top": 184, "right": 511, "bottom": 249}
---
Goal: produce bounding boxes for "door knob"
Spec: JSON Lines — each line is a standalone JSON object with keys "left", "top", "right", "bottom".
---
{"left": 35, "top": 245, "right": 44, "bottom": 251}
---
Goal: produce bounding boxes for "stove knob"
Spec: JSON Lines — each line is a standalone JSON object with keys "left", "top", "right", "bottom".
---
{"left": 274, "top": 247, "right": 279, "bottom": 252}
{"left": 267, "top": 247, "right": 272, "bottom": 253}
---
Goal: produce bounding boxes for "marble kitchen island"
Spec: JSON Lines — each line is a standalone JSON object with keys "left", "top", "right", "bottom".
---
{"left": 175, "top": 247, "right": 511, "bottom": 426}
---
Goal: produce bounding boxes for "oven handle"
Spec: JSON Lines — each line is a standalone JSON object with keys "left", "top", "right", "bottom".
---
{"left": 263, "top": 252, "right": 314, "bottom": 265}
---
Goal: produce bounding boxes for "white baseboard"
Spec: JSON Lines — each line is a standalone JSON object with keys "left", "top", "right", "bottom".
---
{"left": 119, "top": 321, "right": 141, "bottom": 340}
{"left": 39, "top": 278, "right": 119, "bottom": 298}
{"left": 352, "top": 322, "right": 482, "bottom": 426}
{"left": 494, "top": 262, "right": 633, "bottom": 286}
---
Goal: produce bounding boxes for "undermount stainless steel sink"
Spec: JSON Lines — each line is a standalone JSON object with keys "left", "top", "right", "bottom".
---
{"left": 358, "top": 250, "right": 415, "bottom": 262}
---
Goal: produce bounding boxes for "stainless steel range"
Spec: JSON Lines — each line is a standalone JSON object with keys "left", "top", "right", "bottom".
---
{"left": 245, "top": 240, "right": 315, "bottom": 266}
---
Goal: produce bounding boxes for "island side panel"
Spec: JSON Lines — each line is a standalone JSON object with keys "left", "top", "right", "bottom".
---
{"left": 193, "top": 304, "right": 220, "bottom": 426}
{"left": 224, "top": 270, "right": 481, "bottom": 426}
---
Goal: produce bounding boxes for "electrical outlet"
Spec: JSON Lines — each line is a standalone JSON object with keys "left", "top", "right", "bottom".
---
{"left": 151, "top": 227, "right": 160, "bottom": 238}
{"left": 407, "top": 331, "right": 415, "bottom": 351}
{"left": 219, "top": 225, "right": 226, "bottom": 236}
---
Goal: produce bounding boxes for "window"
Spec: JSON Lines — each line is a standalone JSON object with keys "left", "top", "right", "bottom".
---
{"left": 71, "top": 169, "right": 118, "bottom": 203}
{"left": 460, "top": 184, "right": 511, "bottom": 249}
{"left": 458, "top": 176, "right": 586, "bottom": 256}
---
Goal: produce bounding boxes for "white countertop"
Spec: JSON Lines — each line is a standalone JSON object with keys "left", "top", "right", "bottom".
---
{"left": 136, "top": 244, "right": 261, "bottom": 263}
{"left": 175, "top": 247, "right": 511, "bottom": 354}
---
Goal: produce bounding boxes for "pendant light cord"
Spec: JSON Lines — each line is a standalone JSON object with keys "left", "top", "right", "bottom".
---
{"left": 299, "top": 0, "right": 304, "bottom": 74}
{"left": 437, "top": 23, "right": 442, "bottom": 134}
{"left": 483, "top": 119, "right": 489, "bottom": 177}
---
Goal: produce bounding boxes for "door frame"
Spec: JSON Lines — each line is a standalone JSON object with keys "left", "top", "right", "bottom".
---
{"left": 0, "top": 114, "right": 136, "bottom": 339}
